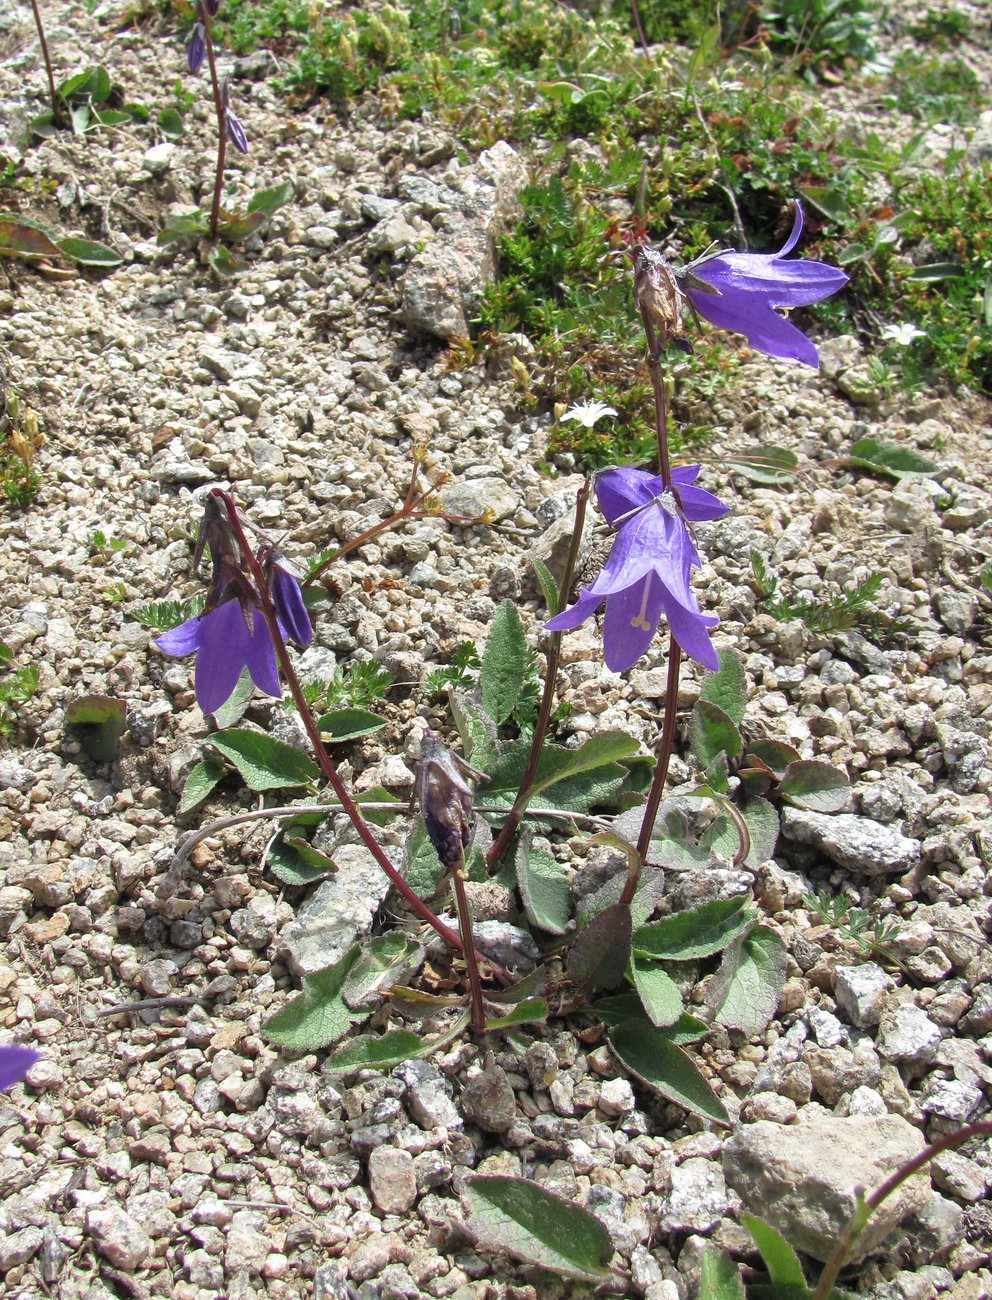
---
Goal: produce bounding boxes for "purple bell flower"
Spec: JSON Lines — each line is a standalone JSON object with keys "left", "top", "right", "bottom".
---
{"left": 187, "top": 22, "right": 206, "bottom": 74}
{"left": 0, "top": 1045, "right": 37, "bottom": 1090}
{"left": 270, "top": 560, "right": 313, "bottom": 648}
{"left": 685, "top": 202, "right": 848, "bottom": 367}
{"left": 546, "top": 466, "right": 729, "bottom": 673}
{"left": 156, "top": 598, "right": 287, "bottom": 715}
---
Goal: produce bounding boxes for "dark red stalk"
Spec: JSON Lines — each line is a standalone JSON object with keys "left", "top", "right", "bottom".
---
{"left": 28, "top": 0, "right": 61, "bottom": 121}
{"left": 486, "top": 479, "right": 591, "bottom": 869}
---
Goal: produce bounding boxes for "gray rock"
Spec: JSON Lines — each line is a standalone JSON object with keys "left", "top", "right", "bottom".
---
{"left": 367, "top": 213, "right": 423, "bottom": 256}
{"left": 86, "top": 1206, "right": 153, "bottom": 1270}
{"left": 394, "top": 1059, "right": 463, "bottom": 1131}
{"left": 459, "top": 1065, "right": 516, "bottom": 1132}
{"left": 834, "top": 962, "right": 894, "bottom": 1028}
{"left": 585, "top": 1183, "right": 651, "bottom": 1255}
{"left": 531, "top": 499, "right": 599, "bottom": 587}
{"left": 919, "top": 1076, "right": 982, "bottom": 1123}
{"left": 142, "top": 142, "right": 174, "bottom": 176}
{"left": 657, "top": 1157, "right": 732, "bottom": 1234}
{"left": 401, "top": 142, "right": 527, "bottom": 338}
{"left": 439, "top": 477, "right": 518, "bottom": 522}
{"left": 723, "top": 1113, "right": 931, "bottom": 1262}
{"left": 368, "top": 1146, "right": 417, "bottom": 1214}
{"left": 0, "top": 1226, "right": 43, "bottom": 1271}
{"left": 934, "top": 589, "right": 978, "bottom": 635}
{"left": 780, "top": 808, "right": 921, "bottom": 875}
{"left": 876, "top": 1003, "right": 942, "bottom": 1068}
{"left": 275, "top": 841, "right": 394, "bottom": 976}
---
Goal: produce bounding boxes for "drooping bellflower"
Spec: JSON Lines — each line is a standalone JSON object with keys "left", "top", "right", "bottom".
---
{"left": 155, "top": 499, "right": 312, "bottom": 715}
{"left": 684, "top": 202, "right": 848, "bottom": 367}
{"left": 546, "top": 466, "right": 729, "bottom": 673}
{"left": 414, "top": 731, "right": 484, "bottom": 871}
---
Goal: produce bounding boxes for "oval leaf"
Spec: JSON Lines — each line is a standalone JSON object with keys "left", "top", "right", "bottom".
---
{"left": 261, "top": 946, "right": 365, "bottom": 1050}
{"left": 699, "top": 1247, "right": 746, "bottom": 1300}
{"left": 56, "top": 237, "right": 122, "bottom": 267}
{"left": 207, "top": 727, "right": 319, "bottom": 791}
{"left": 780, "top": 760, "right": 850, "bottom": 812}
{"left": 741, "top": 1213, "right": 807, "bottom": 1288}
{"left": 516, "top": 835, "right": 571, "bottom": 936}
{"left": 326, "top": 1028, "right": 426, "bottom": 1072}
{"left": 316, "top": 707, "right": 388, "bottom": 742}
{"left": 481, "top": 600, "right": 528, "bottom": 726}
{"left": 631, "top": 956, "right": 684, "bottom": 1028}
{"left": 179, "top": 758, "right": 226, "bottom": 814}
{"left": 342, "top": 934, "right": 424, "bottom": 1010}
{"left": 699, "top": 647, "right": 747, "bottom": 726}
{"left": 463, "top": 1176, "right": 615, "bottom": 1282}
{"left": 567, "top": 902, "right": 631, "bottom": 993}
{"left": 848, "top": 437, "right": 939, "bottom": 479}
{"left": 0, "top": 216, "right": 60, "bottom": 260}
{"left": 690, "top": 699, "right": 743, "bottom": 769}
{"left": 609, "top": 1021, "right": 729, "bottom": 1125}
{"left": 633, "top": 896, "right": 754, "bottom": 961}
{"left": 708, "top": 925, "right": 788, "bottom": 1037}
{"left": 484, "top": 998, "right": 549, "bottom": 1029}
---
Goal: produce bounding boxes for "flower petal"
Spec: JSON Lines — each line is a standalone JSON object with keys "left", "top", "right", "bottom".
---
{"left": 243, "top": 611, "right": 283, "bottom": 700}
{"left": 687, "top": 289, "right": 825, "bottom": 366}
{"left": 585, "top": 503, "right": 678, "bottom": 597}
{"left": 194, "top": 599, "right": 252, "bottom": 714}
{"left": 602, "top": 574, "right": 665, "bottom": 672}
{"left": 676, "top": 482, "right": 729, "bottom": 522}
{"left": 271, "top": 565, "right": 313, "bottom": 647}
{"left": 545, "top": 590, "right": 603, "bottom": 633}
{"left": 594, "top": 466, "right": 662, "bottom": 526}
{"left": 662, "top": 590, "right": 720, "bottom": 670}
{"left": 0, "top": 1045, "right": 38, "bottom": 1090}
{"left": 155, "top": 615, "right": 204, "bottom": 657}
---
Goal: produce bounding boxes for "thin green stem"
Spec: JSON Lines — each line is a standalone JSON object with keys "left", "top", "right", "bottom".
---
{"left": 215, "top": 491, "right": 464, "bottom": 955}
{"left": 486, "top": 478, "right": 591, "bottom": 869}
{"left": 198, "top": 1, "right": 227, "bottom": 239}
{"left": 28, "top": 0, "right": 61, "bottom": 120}
{"left": 811, "top": 1120, "right": 992, "bottom": 1300}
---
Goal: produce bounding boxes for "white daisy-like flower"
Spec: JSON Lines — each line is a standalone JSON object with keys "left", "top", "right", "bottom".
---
{"left": 560, "top": 400, "right": 618, "bottom": 428}
{"left": 880, "top": 322, "right": 926, "bottom": 347}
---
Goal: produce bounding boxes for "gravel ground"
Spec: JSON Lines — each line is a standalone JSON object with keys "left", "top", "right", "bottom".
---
{"left": 1, "top": 2, "right": 992, "bottom": 1297}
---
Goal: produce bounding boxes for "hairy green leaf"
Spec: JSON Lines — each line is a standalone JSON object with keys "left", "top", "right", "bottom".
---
{"left": 261, "top": 946, "right": 365, "bottom": 1050}
{"left": 699, "top": 1247, "right": 746, "bottom": 1299}
{"left": 481, "top": 600, "right": 528, "bottom": 726}
{"left": 207, "top": 728, "right": 319, "bottom": 791}
{"left": 709, "top": 926, "right": 788, "bottom": 1036}
{"left": 516, "top": 833, "right": 571, "bottom": 935}
{"left": 463, "top": 1176, "right": 614, "bottom": 1282}
{"left": 316, "top": 707, "right": 388, "bottom": 742}
{"left": 780, "top": 760, "right": 850, "bottom": 812}
{"left": 700, "top": 648, "right": 747, "bottom": 725}
{"left": 179, "top": 758, "right": 226, "bottom": 815}
{"left": 609, "top": 1021, "right": 729, "bottom": 1125}
{"left": 633, "top": 896, "right": 754, "bottom": 961}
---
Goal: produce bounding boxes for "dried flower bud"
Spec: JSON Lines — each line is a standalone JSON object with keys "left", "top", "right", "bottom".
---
{"left": 633, "top": 244, "right": 689, "bottom": 346}
{"left": 414, "top": 732, "right": 484, "bottom": 871}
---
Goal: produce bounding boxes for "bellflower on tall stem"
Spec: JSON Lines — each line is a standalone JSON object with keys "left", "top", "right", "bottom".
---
{"left": 684, "top": 202, "right": 848, "bottom": 366}
{"left": 155, "top": 497, "right": 312, "bottom": 715}
{"left": 546, "top": 466, "right": 729, "bottom": 673}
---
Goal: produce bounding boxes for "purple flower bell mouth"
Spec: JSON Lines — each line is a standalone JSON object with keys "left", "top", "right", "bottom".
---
{"left": 685, "top": 202, "right": 848, "bottom": 367}
{"left": 156, "top": 598, "right": 286, "bottom": 716}
{"left": 546, "top": 465, "right": 729, "bottom": 674}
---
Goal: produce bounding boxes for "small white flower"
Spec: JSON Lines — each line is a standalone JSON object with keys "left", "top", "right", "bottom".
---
{"left": 560, "top": 400, "right": 618, "bottom": 428}
{"left": 880, "top": 322, "right": 926, "bottom": 347}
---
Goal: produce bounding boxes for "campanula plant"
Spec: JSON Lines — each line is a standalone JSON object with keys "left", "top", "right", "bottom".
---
{"left": 158, "top": 0, "right": 292, "bottom": 267}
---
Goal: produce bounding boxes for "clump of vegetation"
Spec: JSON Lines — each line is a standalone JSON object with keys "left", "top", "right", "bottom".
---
{"left": 1, "top": 389, "right": 43, "bottom": 509}
{"left": 0, "top": 641, "right": 40, "bottom": 737}
{"left": 751, "top": 553, "right": 903, "bottom": 640}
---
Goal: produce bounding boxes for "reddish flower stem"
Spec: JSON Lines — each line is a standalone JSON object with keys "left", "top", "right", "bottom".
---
{"left": 450, "top": 852, "right": 486, "bottom": 1031}
{"left": 197, "top": 1, "right": 228, "bottom": 239}
{"left": 486, "top": 478, "right": 591, "bottom": 870}
{"left": 214, "top": 490, "right": 466, "bottom": 956}
{"left": 28, "top": 0, "right": 61, "bottom": 121}
{"left": 624, "top": 304, "right": 682, "bottom": 896}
